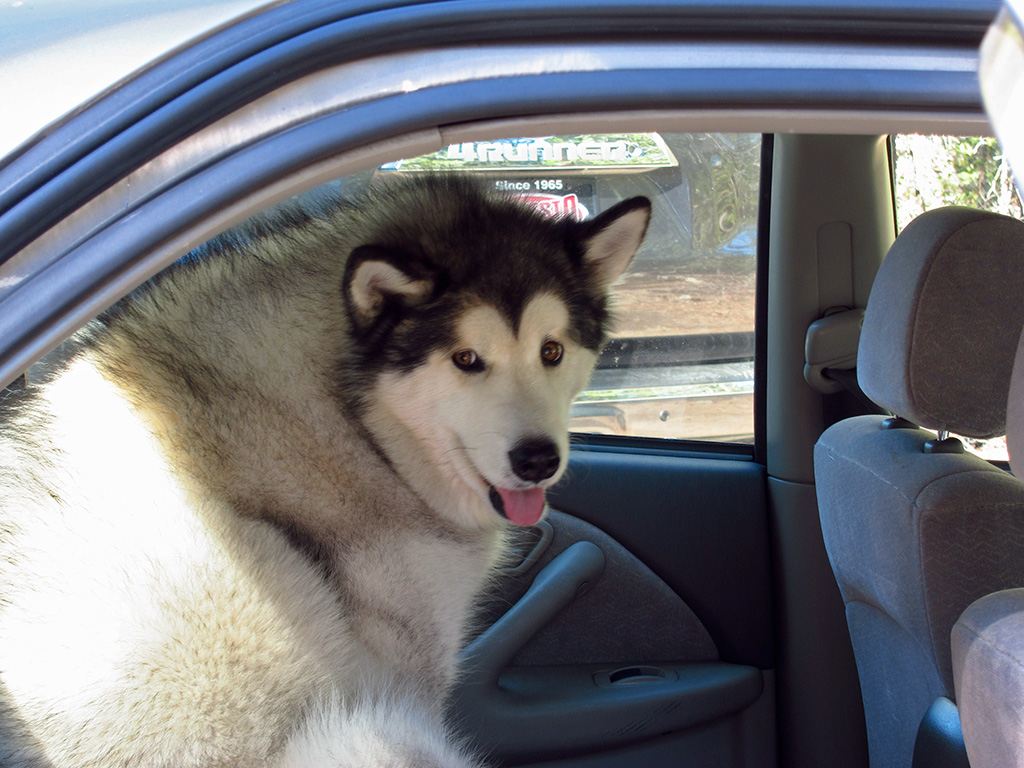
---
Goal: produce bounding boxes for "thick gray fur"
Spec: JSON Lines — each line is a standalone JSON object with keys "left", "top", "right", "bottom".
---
{"left": 0, "top": 174, "right": 650, "bottom": 767}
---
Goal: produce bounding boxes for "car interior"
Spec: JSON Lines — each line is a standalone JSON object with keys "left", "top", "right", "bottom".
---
{"left": 9, "top": 125, "right": 1020, "bottom": 768}
{"left": 1, "top": 2, "right": 1023, "bottom": 767}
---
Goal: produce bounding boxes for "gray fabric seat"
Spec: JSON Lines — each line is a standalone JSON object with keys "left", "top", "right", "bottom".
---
{"left": 951, "top": 326, "right": 1024, "bottom": 768}
{"left": 952, "top": 589, "right": 1024, "bottom": 768}
{"left": 814, "top": 206, "right": 1024, "bottom": 768}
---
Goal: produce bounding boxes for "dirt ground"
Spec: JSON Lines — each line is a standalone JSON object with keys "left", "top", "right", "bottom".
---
{"left": 570, "top": 393, "right": 754, "bottom": 442}
{"left": 610, "top": 269, "right": 757, "bottom": 338}
{"left": 572, "top": 267, "right": 758, "bottom": 441}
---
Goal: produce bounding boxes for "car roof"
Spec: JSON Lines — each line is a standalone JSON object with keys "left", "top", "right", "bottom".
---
{"left": 0, "top": 0, "right": 1000, "bottom": 162}
{"left": 0, "top": 0, "right": 269, "bottom": 160}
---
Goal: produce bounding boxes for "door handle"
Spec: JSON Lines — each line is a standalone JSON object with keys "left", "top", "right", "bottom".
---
{"left": 464, "top": 540, "right": 606, "bottom": 679}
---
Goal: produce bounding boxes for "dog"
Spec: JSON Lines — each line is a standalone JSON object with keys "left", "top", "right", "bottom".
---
{"left": 0, "top": 174, "right": 650, "bottom": 767}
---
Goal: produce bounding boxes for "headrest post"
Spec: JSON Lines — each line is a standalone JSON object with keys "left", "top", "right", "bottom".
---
{"left": 882, "top": 416, "right": 917, "bottom": 430}
{"left": 924, "top": 432, "right": 965, "bottom": 455}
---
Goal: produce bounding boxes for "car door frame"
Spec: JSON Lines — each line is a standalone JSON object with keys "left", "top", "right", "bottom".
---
{"left": 0, "top": 2, "right": 1000, "bottom": 766}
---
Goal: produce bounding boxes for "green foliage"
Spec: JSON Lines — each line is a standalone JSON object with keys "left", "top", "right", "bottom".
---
{"left": 893, "top": 135, "right": 1022, "bottom": 232}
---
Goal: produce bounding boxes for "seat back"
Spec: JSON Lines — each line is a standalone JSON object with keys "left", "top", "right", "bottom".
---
{"left": 951, "top": 326, "right": 1024, "bottom": 768}
{"left": 815, "top": 206, "right": 1024, "bottom": 768}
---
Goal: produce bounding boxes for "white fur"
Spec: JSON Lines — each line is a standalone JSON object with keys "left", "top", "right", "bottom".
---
{"left": 278, "top": 692, "right": 479, "bottom": 768}
{"left": 0, "top": 327, "right": 502, "bottom": 767}
{"left": 0, "top": 360, "right": 359, "bottom": 766}
{"left": 349, "top": 260, "right": 432, "bottom": 323}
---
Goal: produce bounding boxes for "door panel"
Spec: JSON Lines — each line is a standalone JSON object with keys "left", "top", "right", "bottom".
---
{"left": 549, "top": 447, "right": 774, "bottom": 669}
{"left": 451, "top": 446, "right": 775, "bottom": 767}
{"left": 474, "top": 510, "right": 719, "bottom": 666}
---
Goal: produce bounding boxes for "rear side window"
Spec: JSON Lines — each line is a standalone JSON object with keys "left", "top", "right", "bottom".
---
{"left": 893, "top": 135, "right": 1022, "bottom": 231}
{"left": 385, "top": 132, "right": 762, "bottom": 444}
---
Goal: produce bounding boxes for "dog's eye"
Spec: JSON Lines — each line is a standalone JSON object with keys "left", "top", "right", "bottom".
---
{"left": 452, "top": 349, "right": 484, "bottom": 372}
{"left": 540, "top": 340, "right": 564, "bottom": 366}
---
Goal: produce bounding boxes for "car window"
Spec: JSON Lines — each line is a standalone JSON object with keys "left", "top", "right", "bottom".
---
{"left": 893, "top": 135, "right": 1022, "bottom": 231}
{"left": 381, "top": 132, "right": 762, "bottom": 444}
{"left": 893, "top": 133, "right": 1021, "bottom": 461}
{"left": 12, "top": 132, "right": 762, "bottom": 447}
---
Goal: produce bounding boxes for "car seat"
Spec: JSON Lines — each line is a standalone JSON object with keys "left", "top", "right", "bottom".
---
{"left": 951, "top": 320, "right": 1024, "bottom": 768}
{"left": 814, "top": 206, "right": 1024, "bottom": 768}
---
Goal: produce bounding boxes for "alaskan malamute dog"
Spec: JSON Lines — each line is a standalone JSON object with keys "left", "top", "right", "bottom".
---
{"left": 0, "top": 175, "right": 650, "bottom": 767}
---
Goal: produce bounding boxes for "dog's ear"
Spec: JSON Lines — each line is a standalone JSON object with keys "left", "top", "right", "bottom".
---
{"left": 343, "top": 245, "right": 436, "bottom": 333}
{"left": 578, "top": 196, "right": 652, "bottom": 288}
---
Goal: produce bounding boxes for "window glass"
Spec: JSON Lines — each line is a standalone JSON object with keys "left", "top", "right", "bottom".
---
{"left": 17, "top": 134, "right": 761, "bottom": 445}
{"left": 577, "top": 133, "right": 759, "bottom": 442}
{"left": 893, "top": 134, "right": 1021, "bottom": 461}
{"left": 893, "top": 135, "right": 1022, "bottom": 231}
{"left": 384, "top": 133, "right": 761, "bottom": 443}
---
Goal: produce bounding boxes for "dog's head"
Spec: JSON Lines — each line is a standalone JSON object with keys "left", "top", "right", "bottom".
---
{"left": 341, "top": 178, "right": 650, "bottom": 529}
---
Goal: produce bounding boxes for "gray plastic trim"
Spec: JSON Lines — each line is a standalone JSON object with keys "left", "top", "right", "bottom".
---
{"left": 453, "top": 540, "right": 762, "bottom": 762}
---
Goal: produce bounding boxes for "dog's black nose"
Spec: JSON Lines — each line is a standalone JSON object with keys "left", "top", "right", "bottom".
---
{"left": 509, "top": 438, "right": 560, "bottom": 482}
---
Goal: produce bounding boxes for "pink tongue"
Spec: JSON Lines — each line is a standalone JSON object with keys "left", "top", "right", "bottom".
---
{"left": 497, "top": 487, "right": 546, "bottom": 526}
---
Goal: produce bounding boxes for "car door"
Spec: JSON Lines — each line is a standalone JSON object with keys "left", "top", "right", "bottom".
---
{"left": 0, "top": 2, "right": 996, "bottom": 767}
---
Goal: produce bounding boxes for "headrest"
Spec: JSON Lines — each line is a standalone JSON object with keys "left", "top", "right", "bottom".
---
{"left": 859, "top": 207, "right": 1024, "bottom": 438}
{"left": 1010, "top": 329, "right": 1024, "bottom": 476}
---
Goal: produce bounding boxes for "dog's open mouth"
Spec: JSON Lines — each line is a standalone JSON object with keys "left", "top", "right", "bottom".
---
{"left": 488, "top": 485, "right": 546, "bottom": 527}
